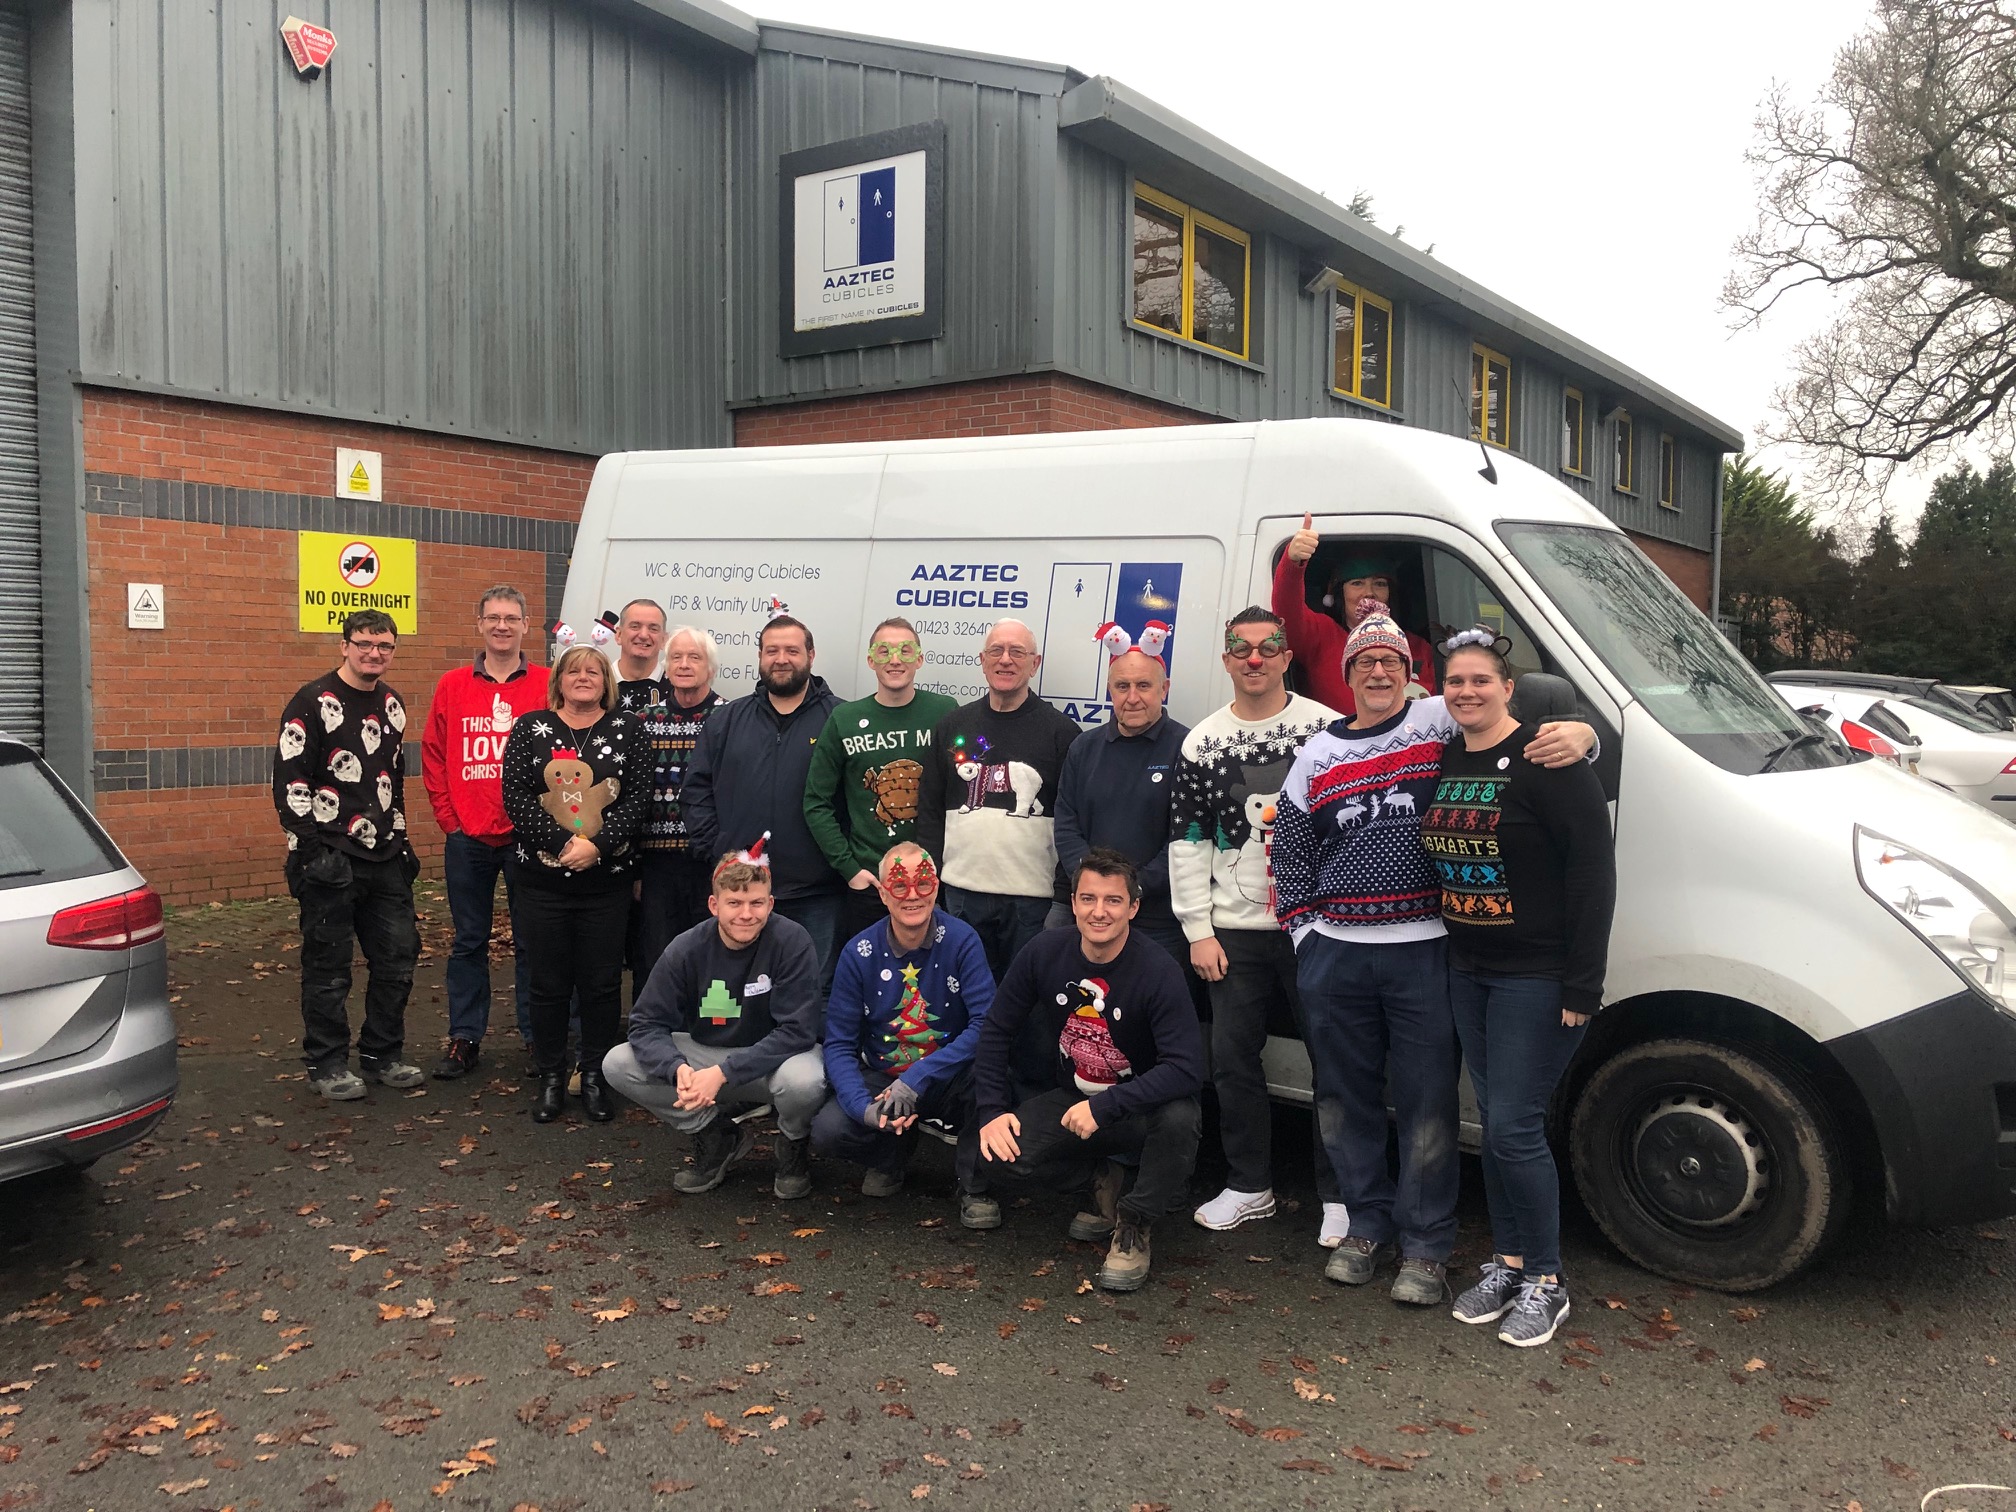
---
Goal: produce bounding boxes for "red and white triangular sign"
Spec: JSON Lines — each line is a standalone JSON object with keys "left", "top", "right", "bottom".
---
{"left": 279, "top": 16, "right": 337, "bottom": 77}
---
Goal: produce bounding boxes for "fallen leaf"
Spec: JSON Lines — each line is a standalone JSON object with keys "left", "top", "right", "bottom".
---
{"left": 650, "top": 1479, "right": 698, "bottom": 1494}
{"left": 910, "top": 1484, "right": 931, "bottom": 1499}
{"left": 884, "top": 1403, "right": 916, "bottom": 1420}
{"left": 1730, "top": 1306, "right": 1762, "bottom": 1323}
{"left": 159, "top": 1479, "right": 210, "bottom": 1496}
{"left": 1280, "top": 1458, "right": 1335, "bottom": 1475}
{"left": 1397, "top": 1424, "right": 1432, "bottom": 1435}
{"left": 1432, "top": 1418, "right": 1476, "bottom": 1435}
{"left": 932, "top": 1363, "right": 958, "bottom": 1377}
{"left": 1344, "top": 1445, "right": 1411, "bottom": 1473}
{"left": 1779, "top": 1394, "right": 1829, "bottom": 1419}
{"left": 753, "top": 1280, "right": 802, "bottom": 1297}
{"left": 791, "top": 1227, "right": 823, "bottom": 1238}
{"left": 329, "top": 1442, "right": 360, "bottom": 1458}
{"left": 1258, "top": 1427, "right": 1305, "bottom": 1442}
{"left": 742, "top": 1406, "right": 774, "bottom": 1419}
{"left": 997, "top": 1322, "right": 1018, "bottom": 1340}
{"left": 990, "top": 1418, "right": 1023, "bottom": 1436}
{"left": 1882, "top": 1457, "right": 1917, "bottom": 1481}
{"left": 1744, "top": 1357, "right": 1768, "bottom": 1372}
{"left": 1090, "top": 1371, "right": 1124, "bottom": 1392}
{"left": 1205, "top": 1378, "right": 1230, "bottom": 1395}
{"left": 1291, "top": 1376, "right": 1321, "bottom": 1401}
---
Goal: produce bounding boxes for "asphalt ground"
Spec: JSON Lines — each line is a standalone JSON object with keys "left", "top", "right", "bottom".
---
{"left": 1, "top": 890, "right": 2012, "bottom": 1512}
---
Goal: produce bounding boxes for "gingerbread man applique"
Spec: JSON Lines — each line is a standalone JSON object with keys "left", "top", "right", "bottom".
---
{"left": 539, "top": 747, "right": 621, "bottom": 844}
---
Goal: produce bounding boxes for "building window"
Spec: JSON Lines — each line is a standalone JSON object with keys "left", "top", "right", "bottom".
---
{"left": 1660, "top": 433, "right": 1678, "bottom": 508}
{"left": 1131, "top": 183, "right": 1250, "bottom": 359}
{"left": 1562, "top": 387, "right": 1586, "bottom": 475}
{"left": 1331, "top": 281, "right": 1393, "bottom": 407}
{"left": 1471, "top": 344, "right": 1511, "bottom": 448}
{"left": 1613, "top": 409, "right": 1635, "bottom": 493}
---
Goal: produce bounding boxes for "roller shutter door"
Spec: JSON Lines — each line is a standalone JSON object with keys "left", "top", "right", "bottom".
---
{"left": 0, "top": 1, "right": 38, "bottom": 749}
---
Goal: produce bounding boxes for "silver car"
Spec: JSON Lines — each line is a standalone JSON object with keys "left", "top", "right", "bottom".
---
{"left": 0, "top": 736, "right": 177, "bottom": 1180}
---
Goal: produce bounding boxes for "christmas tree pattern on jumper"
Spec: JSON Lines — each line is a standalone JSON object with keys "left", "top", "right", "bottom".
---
{"left": 881, "top": 961, "right": 943, "bottom": 1069}
{"left": 699, "top": 978, "right": 741, "bottom": 1026}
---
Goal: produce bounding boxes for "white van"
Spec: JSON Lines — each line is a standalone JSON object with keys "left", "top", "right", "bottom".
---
{"left": 562, "top": 419, "right": 2016, "bottom": 1291}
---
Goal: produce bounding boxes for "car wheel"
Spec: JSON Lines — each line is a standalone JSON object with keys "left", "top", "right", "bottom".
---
{"left": 1569, "top": 1038, "right": 1850, "bottom": 1292}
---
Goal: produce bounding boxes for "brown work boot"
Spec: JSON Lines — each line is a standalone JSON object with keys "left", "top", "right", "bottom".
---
{"left": 1067, "top": 1159, "right": 1124, "bottom": 1241}
{"left": 1097, "top": 1215, "right": 1152, "bottom": 1292}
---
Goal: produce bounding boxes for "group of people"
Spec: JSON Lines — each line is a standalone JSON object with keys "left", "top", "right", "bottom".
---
{"left": 272, "top": 522, "right": 1615, "bottom": 1347}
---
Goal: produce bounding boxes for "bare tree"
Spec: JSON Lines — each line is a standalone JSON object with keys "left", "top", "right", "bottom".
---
{"left": 1726, "top": 0, "right": 2016, "bottom": 500}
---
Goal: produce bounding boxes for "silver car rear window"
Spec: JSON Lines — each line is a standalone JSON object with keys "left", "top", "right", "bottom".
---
{"left": 0, "top": 749, "right": 123, "bottom": 891}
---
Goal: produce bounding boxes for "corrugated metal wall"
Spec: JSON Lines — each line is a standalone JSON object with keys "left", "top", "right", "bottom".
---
{"left": 71, "top": 0, "right": 731, "bottom": 454}
{"left": 726, "top": 35, "right": 1055, "bottom": 403}
{"left": 0, "top": 0, "right": 40, "bottom": 749}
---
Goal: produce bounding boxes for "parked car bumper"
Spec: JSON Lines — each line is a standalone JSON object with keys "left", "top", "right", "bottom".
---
{"left": 0, "top": 996, "right": 178, "bottom": 1181}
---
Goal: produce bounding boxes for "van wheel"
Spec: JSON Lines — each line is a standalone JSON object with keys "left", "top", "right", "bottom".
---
{"left": 1568, "top": 1038, "right": 1849, "bottom": 1292}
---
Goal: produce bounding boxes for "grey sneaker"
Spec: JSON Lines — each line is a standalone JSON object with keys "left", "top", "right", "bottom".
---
{"left": 1451, "top": 1259, "right": 1525, "bottom": 1325}
{"left": 1497, "top": 1278, "right": 1571, "bottom": 1348}
{"left": 1323, "top": 1236, "right": 1390, "bottom": 1285}
{"left": 958, "top": 1189, "right": 1002, "bottom": 1231}
{"left": 1067, "top": 1160, "right": 1124, "bottom": 1241}
{"left": 309, "top": 1065, "right": 367, "bottom": 1101}
{"left": 1389, "top": 1257, "right": 1447, "bottom": 1306}
{"left": 359, "top": 1057, "right": 424, "bottom": 1089}
{"left": 862, "top": 1168, "right": 906, "bottom": 1198}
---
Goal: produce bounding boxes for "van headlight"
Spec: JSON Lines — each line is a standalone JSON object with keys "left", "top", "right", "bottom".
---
{"left": 1855, "top": 827, "right": 2016, "bottom": 1017}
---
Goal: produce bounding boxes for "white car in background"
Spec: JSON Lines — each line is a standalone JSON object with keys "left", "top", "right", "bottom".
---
{"left": 1774, "top": 680, "right": 2016, "bottom": 818}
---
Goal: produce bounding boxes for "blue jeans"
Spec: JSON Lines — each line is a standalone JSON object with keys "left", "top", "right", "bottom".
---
{"left": 774, "top": 890, "right": 842, "bottom": 998}
{"left": 1448, "top": 969, "right": 1587, "bottom": 1277}
{"left": 1296, "top": 932, "right": 1461, "bottom": 1262}
{"left": 441, "top": 832, "right": 531, "bottom": 1044}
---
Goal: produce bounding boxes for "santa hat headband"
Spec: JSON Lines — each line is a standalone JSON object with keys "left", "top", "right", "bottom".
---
{"left": 1094, "top": 620, "right": 1171, "bottom": 663}
{"left": 712, "top": 831, "right": 773, "bottom": 883}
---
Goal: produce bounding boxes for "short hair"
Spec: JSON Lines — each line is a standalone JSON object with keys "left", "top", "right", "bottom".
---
{"left": 870, "top": 615, "right": 920, "bottom": 643}
{"left": 985, "top": 617, "right": 1037, "bottom": 648}
{"left": 760, "top": 614, "right": 814, "bottom": 653}
{"left": 712, "top": 854, "right": 775, "bottom": 895}
{"left": 877, "top": 840, "right": 931, "bottom": 881}
{"left": 1073, "top": 846, "right": 1142, "bottom": 903}
{"left": 547, "top": 645, "right": 615, "bottom": 713}
{"left": 1226, "top": 605, "right": 1284, "bottom": 634}
{"left": 665, "top": 624, "right": 720, "bottom": 676}
{"left": 343, "top": 609, "right": 399, "bottom": 641}
{"left": 475, "top": 585, "right": 527, "bottom": 619}
{"left": 619, "top": 597, "right": 666, "bottom": 625}
{"left": 1106, "top": 648, "right": 1167, "bottom": 684}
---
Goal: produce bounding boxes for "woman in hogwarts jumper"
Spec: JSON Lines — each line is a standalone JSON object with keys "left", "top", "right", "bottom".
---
{"left": 501, "top": 645, "right": 648, "bottom": 1124}
{"left": 1421, "top": 631, "right": 1615, "bottom": 1349}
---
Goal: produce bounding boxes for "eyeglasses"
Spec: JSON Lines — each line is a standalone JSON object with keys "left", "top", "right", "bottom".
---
{"left": 479, "top": 615, "right": 525, "bottom": 628}
{"left": 1353, "top": 655, "right": 1408, "bottom": 674}
{"left": 985, "top": 646, "right": 1035, "bottom": 663}
{"left": 868, "top": 641, "right": 923, "bottom": 666}
{"left": 1226, "top": 639, "right": 1287, "bottom": 661}
{"left": 882, "top": 859, "right": 939, "bottom": 900}
{"left": 347, "top": 640, "right": 397, "bottom": 656}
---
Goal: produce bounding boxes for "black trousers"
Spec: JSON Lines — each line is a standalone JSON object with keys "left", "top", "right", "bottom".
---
{"left": 810, "top": 1064, "right": 982, "bottom": 1191}
{"left": 515, "top": 882, "right": 630, "bottom": 1075}
{"left": 290, "top": 847, "right": 420, "bottom": 1073}
{"left": 630, "top": 851, "right": 712, "bottom": 1004}
{"left": 981, "top": 1088, "right": 1202, "bottom": 1223}
{"left": 1208, "top": 928, "right": 1340, "bottom": 1203}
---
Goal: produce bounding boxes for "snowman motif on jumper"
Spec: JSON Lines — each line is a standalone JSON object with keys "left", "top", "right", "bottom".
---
{"left": 1055, "top": 977, "right": 1133, "bottom": 1095}
{"left": 328, "top": 748, "right": 363, "bottom": 785}
{"left": 317, "top": 691, "right": 345, "bottom": 733}
{"left": 382, "top": 693, "right": 407, "bottom": 734}
{"left": 284, "top": 780, "right": 313, "bottom": 817}
{"left": 375, "top": 770, "right": 394, "bottom": 811}
{"left": 348, "top": 813, "right": 378, "bottom": 850}
{"left": 359, "top": 713, "right": 383, "bottom": 755}
{"left": 312, "top": 787, "right": 340, "bottom": 824}
{"left": 279, "top": 719, "right": 308, "bottom": 762}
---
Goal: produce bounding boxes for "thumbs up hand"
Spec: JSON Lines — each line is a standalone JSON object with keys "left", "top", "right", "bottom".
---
{"left": 1287, "top": 511, "right": 1320, "bottom": 564}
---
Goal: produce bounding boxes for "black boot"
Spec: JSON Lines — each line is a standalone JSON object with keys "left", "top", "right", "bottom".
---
{"left": 579, "top": 1067, "right": 614, "bottom": 1123}
{"left": 532, "top": 1070, "right": 566, "bottom": 1123}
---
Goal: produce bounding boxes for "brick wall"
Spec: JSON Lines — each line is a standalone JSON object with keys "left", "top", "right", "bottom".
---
{"left": 734, "top": 373, "right": 1211, "bottom": 446}
{"left": 1626, "top": 530, "right": 1715, "bottom": 613}
{"left": 82, "top": 391, "right": 596, "bottom": 905}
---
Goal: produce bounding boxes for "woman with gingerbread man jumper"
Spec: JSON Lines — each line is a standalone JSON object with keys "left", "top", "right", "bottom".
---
{"left": 502, "top": 644, "right": 648, "bottom": 1123}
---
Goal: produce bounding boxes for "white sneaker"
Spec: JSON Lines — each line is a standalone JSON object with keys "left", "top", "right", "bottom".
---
{"left": 1192, "top": 1187, "right": 1276, "bottom": 1231}
{"left": 1318, "top": 1202, "right": 1352, "bottom": 1249}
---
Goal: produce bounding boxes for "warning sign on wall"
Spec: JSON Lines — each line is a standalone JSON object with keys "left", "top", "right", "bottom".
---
{"left": 298, "top": 530, "right": 416, "bottom": 633}
{"left": 335, "top": 447, "right": 383, "bottom": 501}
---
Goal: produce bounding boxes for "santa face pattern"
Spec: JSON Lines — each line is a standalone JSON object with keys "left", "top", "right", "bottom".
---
{"left": 375, "top": 770, "right": 394, "bottom": 811}
{"left": 285, "top": 781, "right": 313, "bottom": 817}
{"left": 312, "top": 787, "right": 340, "bottom": 823}
{"left": 317, "top": 692, "right": 344, "bottom": 732}
{"left": 274, "top": 670, "right": 409, "bottom": 857}
{"left": 328, "top": 748, "right": 363, "bottom": 785}
{"left": 359, "top": 714, "right": 383, "bottom": 755}
{"left": 279, "top": 720, "right": 308, "bottom": 762}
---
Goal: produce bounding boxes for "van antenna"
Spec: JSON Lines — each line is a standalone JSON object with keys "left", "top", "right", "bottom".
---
{"left": 1450, "top": 377, "right": 1498, "bottom": 484}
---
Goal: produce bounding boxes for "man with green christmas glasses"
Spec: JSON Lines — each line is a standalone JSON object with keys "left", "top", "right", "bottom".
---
{"left": 805, "top": 617, "right": 960, "bottom": 942}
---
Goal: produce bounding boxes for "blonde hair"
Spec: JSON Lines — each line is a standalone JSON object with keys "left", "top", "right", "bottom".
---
{"left": 548, "top": 646, "right": 615, "bottom": 713}
{"left": 711, "top": 856, "right": 774, "bottom": 895}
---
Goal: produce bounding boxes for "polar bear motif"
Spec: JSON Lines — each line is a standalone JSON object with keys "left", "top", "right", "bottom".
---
{"left": 312, "top": 787, "right": 340, "bottom": 823}
{"left": 359, "top": 714, "right": 383, "bottom": 755}
{"left": 375, "top": 770, "right": 394, "bottom": 810}
{"left": 382, "top": 694, "right": 407, "bottom": 734}
{"left": 328, "top": 749, "right": 363, "bottom": 784}
{"left": 347, "top": 814, "right": 378, "bottom": 849}
{"left": 317, "top": 692, "right": 345, "bottom": 733}
{"left": 279, "top": 719, "right": 308, "bottom": 762}
{"left": 285, "top": 780, "right": 313, "bottom": 816}
{"left": 954, "top": 758, "right": 1045, "bottom": 818}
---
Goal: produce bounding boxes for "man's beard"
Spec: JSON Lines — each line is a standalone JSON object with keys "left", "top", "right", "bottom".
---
{"left": 763, "top": 664, "right": 810, "bottom": 698}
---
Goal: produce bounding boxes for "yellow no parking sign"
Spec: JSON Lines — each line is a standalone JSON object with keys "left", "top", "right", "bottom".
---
{"left": 298, "top": 531, "right": 418, "bottom": 633}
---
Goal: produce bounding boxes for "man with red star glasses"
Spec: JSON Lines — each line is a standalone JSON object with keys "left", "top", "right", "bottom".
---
{"left": 809, "top": 842, "right": 999, "bottom": 1227}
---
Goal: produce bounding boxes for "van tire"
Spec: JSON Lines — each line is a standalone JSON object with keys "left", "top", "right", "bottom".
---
{"left": 1568, "top": 1038, "right": 1849, "bottom": 1292}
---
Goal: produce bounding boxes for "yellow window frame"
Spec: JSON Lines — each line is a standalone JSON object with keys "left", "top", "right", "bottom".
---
{"left": 1132, "top": 181, "right": 1252, "bottom": 361}
{"left": 1659, "top": 433, "right": 1679, "bottom": 509}
{"left": 1329, "top": 278, "right": 1393, "bottom": 407}
{"left": 1613, "top": 409, "right": 1635, "bottom": 494}
{"left": 1562, "top": 386, "right": 1586, "bottom": 475}
{"left": 1471, "top": 343, "right": 1513, "bottom": 450}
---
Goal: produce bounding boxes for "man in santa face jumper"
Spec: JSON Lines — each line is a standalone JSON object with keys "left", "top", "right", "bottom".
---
{"left": 1167, "top": 607, "right": 1346, "bottom": 1241}
{"left": 420, "top": 585, "right": 550, "bottom": 1078}
{"left": 971, "top": 849, "right": 1205, "bottom": 1292}
{"left": 272, "top": 609, "right": 422, "bottom": 1098}
{"left": 811, "top": 843, "right": 996, "bottom": 1212}
{"left": 1271, "top": 614, "right": 1595, "bottom": 1301}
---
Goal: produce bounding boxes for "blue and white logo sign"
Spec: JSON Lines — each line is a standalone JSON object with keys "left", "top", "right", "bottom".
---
{"left": 793, "top": 148, "right": 928, "bottom": 334}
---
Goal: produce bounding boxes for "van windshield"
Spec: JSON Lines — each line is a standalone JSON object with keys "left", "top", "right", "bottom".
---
{"left": 1497, "top": 523, "right": 1852, "bottom": 775}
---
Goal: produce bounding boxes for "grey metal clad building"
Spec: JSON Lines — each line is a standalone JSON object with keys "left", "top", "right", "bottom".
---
{"left": 4, "top": 0, "right": 1738, "bottom": 901}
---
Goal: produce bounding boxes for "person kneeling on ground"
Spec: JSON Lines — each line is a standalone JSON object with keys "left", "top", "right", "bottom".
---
{"left": 972, "top": 847, "right": 1205, "bottom": 1292}
{"left": 602, "top": 841, "right": 828, "bottom": 1199}
{"left": 811, "top": 843, "right": 997, "bottom": 1222}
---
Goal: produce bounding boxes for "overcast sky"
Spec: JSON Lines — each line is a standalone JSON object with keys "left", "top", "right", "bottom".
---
{"left": 758, "top": 0, "right": 1922, "bottom": 521}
